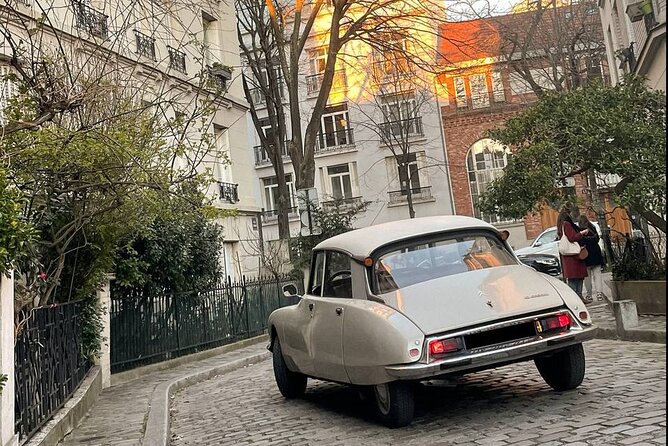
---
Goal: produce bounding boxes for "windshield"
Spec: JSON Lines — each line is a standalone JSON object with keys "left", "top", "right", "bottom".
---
{"left": 373, "top": 233, "right": 517, "bottom": 293}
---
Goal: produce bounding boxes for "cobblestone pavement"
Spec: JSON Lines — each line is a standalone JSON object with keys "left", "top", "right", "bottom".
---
{"left": 59, "top": 343, "right": 268, "bottom": 446}
{"left": 171, "top": 340, "right": 666, "bottom": 446}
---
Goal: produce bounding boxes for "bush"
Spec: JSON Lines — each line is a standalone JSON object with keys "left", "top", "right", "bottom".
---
{"left": 611, "top": 237, "right": 664, "bottom": 281}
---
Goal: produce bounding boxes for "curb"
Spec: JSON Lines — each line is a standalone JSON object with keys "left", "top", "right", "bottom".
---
{"left": 141, "top": 346, "right": 270, "bottom": 446}
{"left": 595, "top": 326, "right": 666, "bottom": 344}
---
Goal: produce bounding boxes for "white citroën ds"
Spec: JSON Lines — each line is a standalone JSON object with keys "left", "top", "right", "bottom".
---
{"left": 268, "top": 216, "right": 597, "bottom": 427}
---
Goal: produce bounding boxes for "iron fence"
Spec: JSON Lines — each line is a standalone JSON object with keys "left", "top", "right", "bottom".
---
{"left": 110, "top": 275, "right": 302, "bottom": 373}
{"left": 14, "top": 302, "right": 90, "bottom": 443}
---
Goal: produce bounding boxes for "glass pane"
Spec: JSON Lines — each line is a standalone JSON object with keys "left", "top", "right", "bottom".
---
{"left": 331, "top": 177, "right": 343, "bottom": 198}
{"left": 342, "top": 175, "right": 352, "bottom": 198}
{"left": 310, "top": 251, "right": 326, "bottom": 296}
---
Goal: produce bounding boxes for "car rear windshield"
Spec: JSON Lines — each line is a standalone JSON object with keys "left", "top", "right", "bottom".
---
{"left": 373, "top": 232, "right": 517, "bottom": 293}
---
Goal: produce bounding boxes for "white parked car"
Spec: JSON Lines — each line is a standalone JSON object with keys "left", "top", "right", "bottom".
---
{"left": 515, "top": 222, "right": 606, "bottom": 260}
{"left": 268, "top": 216, "right": 597, "bottom": 427}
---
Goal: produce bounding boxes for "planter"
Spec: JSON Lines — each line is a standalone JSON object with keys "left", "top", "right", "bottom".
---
{"left": 610, "top": 279, "right": 666, "bottom": 315}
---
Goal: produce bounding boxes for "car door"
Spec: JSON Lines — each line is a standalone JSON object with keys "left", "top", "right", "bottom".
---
{"left": 305, "top": 250, "right": 351, "bottom": 383}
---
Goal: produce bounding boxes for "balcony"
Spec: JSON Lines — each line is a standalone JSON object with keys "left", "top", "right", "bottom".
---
{"left": 134, "top": 30, "right": 156, "bottom": 60}
{"left": 305, "top": 70, "right": 346, "bottom": 96}
{"left": 253, "top": 143, "right": 289, "bottom": 167}
{"left": 388, "top": 186, "right": 433, "bottom": 205}
{"left": 167, "top": 46, "right": 186, "bottom": 73}
{"left": 207, "top": 65, "right": 232, "bottom": 91}
{"left": 72, "top": 0, "right": 108, "bottom": 39}
{"left": 261, "top": 206, "right": 298, "bottom": 223}
{"left": 248, "top": 84, "right": 285, "bottom": 108}
{"left": 219, "top": 182, "right": 239, "bottom": 204}
{"left": 315, "top": 128, "right": 355, "bottom": 154}
{"left": 321, "top": 196, "right": 364, "bottom": 212}
{"left": 379, "top": 117, "right": 424, "bottom": 141}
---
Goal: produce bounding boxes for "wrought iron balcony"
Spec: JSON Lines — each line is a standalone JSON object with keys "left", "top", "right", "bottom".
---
{"left": 134, "top": 30, "right": 156, "bottom": 60}
{"left": 379, "top": 117, "right": 424, "bottom": 140}
{"left": 321, "top": 196, "right": 363, "bottom": 212}
{"left": 72, "top": 0, "right": 108, "bottom": 39}
{"left": 305, "top": 70, "right": 346, "bottom": 96}
{"left": 261, "top": 206, "right": 298, "bottom": 222}
{"left": 207, "top": 65, "right": 232, "bottom": 91}
{"left": 167, "top": 46, "right": 186, "bottom": 73}
{"left": 253, "top": 143, "right": 289, "bottom": 166}
{"left": 248, "top": 84, "right": 285, "bottom": 107}
{"left": 219, "top": 182, "right": 239, "bottom": 204}
{"left": 315, "top": 128, "right": 355, "bottom": 154}
{"left": 388, "top": 186, "right": 433, "bottom": 204}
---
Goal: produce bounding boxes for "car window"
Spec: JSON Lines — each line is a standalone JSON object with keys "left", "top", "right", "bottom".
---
{"left": 322, "top": 251, "right": 352, "bottom": 299}
{"left": 535, "top": 229, "right": 557, "bottom": 246}
{"left": 373, "top": 233, "right": 517, "bottom": 293}
{"left": 309, "top": 251, "right": 326, "bottom": 296}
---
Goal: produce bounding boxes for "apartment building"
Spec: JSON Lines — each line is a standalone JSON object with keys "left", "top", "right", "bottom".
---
{"left": 0, "top": 0, "right": 262, "bottom": 278}
{"left": 241, "top": 7, "right": 455, "bottom": 245}
{"left": 599, "top": 0, "right": 666, "bottom": 90}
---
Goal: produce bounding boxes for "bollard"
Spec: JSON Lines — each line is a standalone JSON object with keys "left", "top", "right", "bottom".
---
{"left": 612, "top": 299, "right": 639, "bottom": 332}
{"left": 0, "top": 272, "right": 18, "bottom": 446}
{"left": 96, "top": 274, "right": 115, "bottom": 389}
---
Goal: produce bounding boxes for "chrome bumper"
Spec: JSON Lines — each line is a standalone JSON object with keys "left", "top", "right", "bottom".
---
{"left": 385, "top": 325, "right": 598, "bottom": 380}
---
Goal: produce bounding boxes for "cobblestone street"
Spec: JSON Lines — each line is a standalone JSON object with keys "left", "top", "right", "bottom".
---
{"left": 171, "top": 340, "right": 666, "bottom": 446}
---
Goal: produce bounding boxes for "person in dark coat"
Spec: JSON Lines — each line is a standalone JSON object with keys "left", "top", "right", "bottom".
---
{"left": 556, "top": 207, "right": 590, "bottom": 301}
{"left": 578, "top": 215, "right": 606, "bottom": 301}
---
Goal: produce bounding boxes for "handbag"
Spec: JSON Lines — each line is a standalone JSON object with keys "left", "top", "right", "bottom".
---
{"left": 578, "top": 247, "right": 589, "bottom": 260}
{"left": 558, "top": 234, "right": 582, "bottom": 256}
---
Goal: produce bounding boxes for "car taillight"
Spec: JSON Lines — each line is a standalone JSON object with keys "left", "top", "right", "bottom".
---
{"left": 428, "top": 337, "right": 463, "bottom": 358}
{"left": 536, "top": 312, "right": 571, "bottom": 334}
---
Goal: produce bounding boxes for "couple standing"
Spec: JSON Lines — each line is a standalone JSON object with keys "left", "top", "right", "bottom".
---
{"left": 557, "top": 207, "right": 606, "bottom": 304}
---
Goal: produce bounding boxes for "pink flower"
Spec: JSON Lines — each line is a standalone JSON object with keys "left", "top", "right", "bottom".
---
{"left": 38, "top": 272, "right": 47, "bottom": 281}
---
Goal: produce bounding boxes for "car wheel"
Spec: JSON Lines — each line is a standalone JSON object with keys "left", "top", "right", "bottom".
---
{"left": 272, "top": 338, "right": 307, "bottom": 398}
{"left": 534, "top": 343, "right": 585, "bottom": 391}
{"left": 373, "top": 381, "right": 415, "bottom": 428}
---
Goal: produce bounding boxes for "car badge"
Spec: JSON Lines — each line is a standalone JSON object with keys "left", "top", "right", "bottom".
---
{"left": 486, "top": 300, "right": 493, "bottom": 308}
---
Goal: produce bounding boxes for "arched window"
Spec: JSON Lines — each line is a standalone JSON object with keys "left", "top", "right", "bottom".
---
{"left": 466, "top": 139, "right": 512, "bottom": 224}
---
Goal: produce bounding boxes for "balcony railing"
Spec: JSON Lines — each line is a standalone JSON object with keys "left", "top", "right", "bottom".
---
{"left": 305, "top": 70, "right": 346, "bottom": 96}
{"left": 321, "top": 196, "right": 363, "bottom": 212}
{"left": 134, "top": 30, "right": 156, "bottom": 60}
{"left": 167, "top": 46, "right": 186, "bottom": 73}
{"left": 248, "top": 84, "right": 285, "bottom": 107}
{"left": 72, "top": 0, "right": 108, "bottom": 39}
{"left": 379, "top": 117, "right": 424, "bottom": 140}
{"left": 388, "top": 186, "right": 433, "bottom": 204}
{"left": 253, "top": 143, "right": 289, "bottom": 166}
{"left": 316, "top": 128, "right": 355, "bottom": 154}
{"left": 261, "top": 206, "right": 298, "bottom": 222}
{"left": 219, "top": 182, "right": 239, "bottom": 203}
{"left": 207, "top": 65, "right": 232, "bottom": 91}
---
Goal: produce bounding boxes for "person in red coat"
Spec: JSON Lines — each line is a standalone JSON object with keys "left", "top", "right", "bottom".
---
{"left": 556, "top": 207, "right": 591, "bottom": 301}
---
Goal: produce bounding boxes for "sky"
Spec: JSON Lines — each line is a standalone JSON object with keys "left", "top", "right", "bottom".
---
{"left": 445, "top": 0, "right": 521, "bottom": 21}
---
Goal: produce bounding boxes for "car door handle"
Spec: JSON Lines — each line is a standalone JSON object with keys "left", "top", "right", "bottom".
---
{"left": 308, "top": 303, "right": 314, "bottom": 311}
{"left": 335, "top": 307, "right": 343, "bottom": 316}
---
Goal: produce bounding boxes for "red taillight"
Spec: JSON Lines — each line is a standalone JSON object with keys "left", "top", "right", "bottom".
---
{"left": 429, "top": 337, "right": 463, "bottom": 356}
{"left": 536, "top": 312, "right": 571, "bottom": 333}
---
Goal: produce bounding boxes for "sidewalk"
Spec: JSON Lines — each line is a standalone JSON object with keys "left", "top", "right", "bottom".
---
{"left": 59, "top": 342, "right": 270, "bottom": 446}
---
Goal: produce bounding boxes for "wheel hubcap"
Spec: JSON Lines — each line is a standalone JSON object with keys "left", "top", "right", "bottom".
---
{"left": 374, "top": 384, "right": 391, "bottom": 415}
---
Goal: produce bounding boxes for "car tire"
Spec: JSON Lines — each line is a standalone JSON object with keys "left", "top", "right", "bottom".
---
{"left": 534, "top": 343, "right": 586, "bottom": 391}
{"left": 373, "top": 381, "right": 415, "bottom": 428}
{"left": 272, "top": 338, "right": 307, "bottom": 398}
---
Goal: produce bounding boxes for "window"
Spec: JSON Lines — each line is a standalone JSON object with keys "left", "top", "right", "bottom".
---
{"left": 202, "top": 12, "right": 218, "bottom": 65}
{"left": 535, "top": 229, "right": 558, "bottom": 247}
{"left": 327, "top": 164, "right": 353, "bottom": 199}
{"left": 309, "top": 47, "right": 327, "bottom": 75}
{"left": 309, "top": 250, "right": 352, "bottom": 298}
{"left": 263, "top": 175, "right": 295, "bottom": 211}
{"left": 373, "top": 233, "right": 516, "bottom": 293}
{"left": 309, "top": 251, "right": 326, "bottom": 295}
{"left": 214, "top": 125, "right": 231, "bottom": 182}
{"left": 379, "top": 92, "right": 421, "bottom": 138}
{"left": 320, "top": 103, "right": 350, "bottom": 149}
{"left": 375, "top": 39, "right": 410, "bottom": 78}
{"left": 470, "top": 74, "right": 489, "bottom": 109}
{"left": 454, "top": 77, "right": 467, "bottom": 108}
{"left": 397, "top": 153, "right": 421, "bottom": 193}
{"left": 492, "top": 72, "right": 505, "bottom": 103}
{"left": 467, "top": 139, "right": 512, "bottom": 224}
{"left": 0, "top": 65, "right": 18, "bottom": 124}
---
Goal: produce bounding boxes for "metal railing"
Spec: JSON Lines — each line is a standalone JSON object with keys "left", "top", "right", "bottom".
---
{"left": 379, "top": 117, "right": 424, "bottom": 140}
{"left": 207, "top": 66, "right": 231, "bottom": 91}
{"left": 248, "top": 84, "right": 285, "bottom": 107}
{"left": 388, "top": 186, "right": 433, "bottom": 204}
{"left": 316, "top": 128, "right": 355, "bottom": 153}
{"left": 261, "top": 207, "right": 298, "bottom": 222}
{"left": 134, "top": 30, "right": 156, "bottom": 60}
{"left": 321, "top": 196, "right": 363, "bottom": 211}
{"left": 167, "top": 46, "right": 186, "bottom": 73}
{"left": 305, "top": 70, "right": 346, "bottom": 95}
{"left": 219, "top": 182, "right": 239, "bottom": 203}
{"left": 253, "top": 143, "right": 289, "bottom": 166}
{"left": 14, "top": 302, "right": 91, "bottom": 442}
{"left": 110, "top": 275, "right": 303, "bottom": 373}
{"left": 71, "top": 0, "right": 108, "bottom": 39}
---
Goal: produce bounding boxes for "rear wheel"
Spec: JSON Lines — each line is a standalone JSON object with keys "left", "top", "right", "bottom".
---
{"left": 373, "top": 381, "right": 415, "bottom": 428}
{"left": 534, "top": 343, "right": 586, "bottom": 391}
{"left": 272, "top": 338, "right": 307, "bottom": 398}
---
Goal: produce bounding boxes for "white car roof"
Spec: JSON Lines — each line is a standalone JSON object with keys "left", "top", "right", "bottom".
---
{"left": 314, "top": 215, "right": 497, "bottom": 259}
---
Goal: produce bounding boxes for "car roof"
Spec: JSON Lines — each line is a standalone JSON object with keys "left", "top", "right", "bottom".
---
{"left": 314, "top": 215, "right": 497, "bottom": 259}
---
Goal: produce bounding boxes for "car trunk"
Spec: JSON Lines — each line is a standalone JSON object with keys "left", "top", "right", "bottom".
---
{"left": 380, "top": 265, "right": 564, "bottom": 336}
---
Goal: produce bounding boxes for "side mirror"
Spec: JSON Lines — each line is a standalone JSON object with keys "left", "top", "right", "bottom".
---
{"left": 282, "top": 283, "right": 299, "bottom": 297}
{"left": 534, "top": 242, "right": 543, "bottom": 247}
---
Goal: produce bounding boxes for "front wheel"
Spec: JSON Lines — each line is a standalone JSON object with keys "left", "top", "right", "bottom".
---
{"left": 534, "top": 343, "right": 586, "bottom": 391}
{"left": 272, "top": 338, "right": 307, "bottom": 398}
{"left": 373, "top": 381, "right": 415, "bottom": 428}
